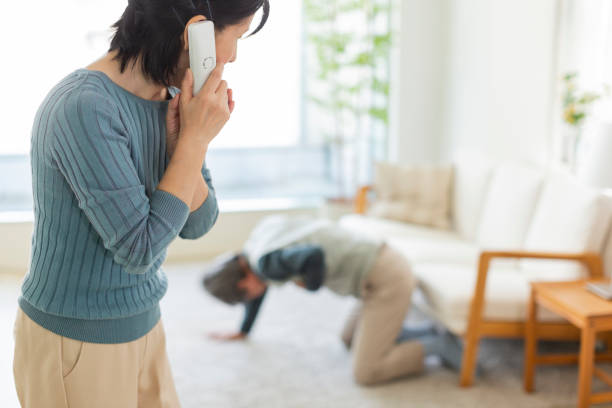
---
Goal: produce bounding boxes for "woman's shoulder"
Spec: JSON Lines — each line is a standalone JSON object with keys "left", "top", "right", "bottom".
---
{"left": 40, "top": 70, "right": 117, "bottom": 118}
{"left": 37, "top": 71, "right": 128, "bottom": 149}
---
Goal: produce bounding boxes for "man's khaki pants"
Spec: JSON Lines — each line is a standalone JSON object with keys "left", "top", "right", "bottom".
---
{"left": 13, "top": 308, "right": 181, "bottom": 408}
{"left": 345, "top": 244, "right": 424, "bottom": 386}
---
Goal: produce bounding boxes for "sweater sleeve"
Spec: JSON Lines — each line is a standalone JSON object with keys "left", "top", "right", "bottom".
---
{"left": 179, "top": 164, "right": 219, "bottom": 240}
{"left": 240, "top": 288, "right": 268, "bottom": 334}
{"left": 257, "top": 245, "right": 325, "bottom": 291}
{"left": 50, "top": 90, "right": 190, "bottom": 275}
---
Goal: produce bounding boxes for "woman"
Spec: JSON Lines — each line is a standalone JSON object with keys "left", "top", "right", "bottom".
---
{"left": 13, "top": 1, "right": 269, "bottom": 407}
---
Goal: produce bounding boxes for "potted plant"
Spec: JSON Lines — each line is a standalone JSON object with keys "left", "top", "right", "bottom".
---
{"left": 303, "top": 0, "right": 392, "bottom": 198}
{"left": 560, "top": 72, "right": 601, "bottom": 171}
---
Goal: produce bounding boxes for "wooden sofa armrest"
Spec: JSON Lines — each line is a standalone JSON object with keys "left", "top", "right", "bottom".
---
{"left": 460, "top": 250, "right": 604, "bottom": 386}
{"left": 478, "top": 250, "right": 604, "bottom": 279}
{"left": 354, "top": 185, "right": 373, "bottom": 214}
{"left": 471, "top": 251, "right": 603, "bottom": 317}
{"left": 469, "top": 250, "right": 603, "bottom": 335}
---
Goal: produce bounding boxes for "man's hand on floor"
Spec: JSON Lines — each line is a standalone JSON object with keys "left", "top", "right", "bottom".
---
{"left": 208, "top": 332, "right": 247, "bottom": 342}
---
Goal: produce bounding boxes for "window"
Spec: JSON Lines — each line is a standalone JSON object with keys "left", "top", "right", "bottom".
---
{"left": 0, "top": 1, "right": 337, "bottom": 213}
{"left": 213, "top": 3, "right": 302, "bottom": 148}
{"left": 2, "top": 0, "right": 128, "bottom": 155}
{"left": 1, "top": 1, "right": 127, "bottom": 212}
{"left": 205, "top": 1, "right": 337, "bottom": 200}
{"left": 0, "top": 1, "right": 394, "bottom": 214}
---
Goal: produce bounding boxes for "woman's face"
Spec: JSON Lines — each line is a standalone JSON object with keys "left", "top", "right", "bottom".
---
{"left": 172, "top": 15, "right": 255, "bottom": 87}
{"left": 215, "top": 15, "right": 255, "bottom": 64}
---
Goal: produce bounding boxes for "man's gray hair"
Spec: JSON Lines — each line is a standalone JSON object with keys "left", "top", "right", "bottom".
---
{"left": 202, "top": 253, "right": 248, "bottom": 305}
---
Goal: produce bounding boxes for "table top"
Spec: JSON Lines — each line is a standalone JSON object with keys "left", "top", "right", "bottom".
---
{"left": 532, "top": 280, "right": 612, "bottom": 320}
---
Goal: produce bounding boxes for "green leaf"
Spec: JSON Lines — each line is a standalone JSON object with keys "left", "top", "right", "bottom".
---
{"left": 351, "top": 52, "right": 375, "bottom": 66}
{"left": 373, "top": 33, "right": 392, "bottom": 49}
{"left": 304, "top": 0, "right": 393, "bottom": 141}
{"left": 577, "top": 93, "right": 600, "bottom": 105}
{"left": 573, "top": 111, "right": 586, "bottom": 125}
{"left": 562, "top": 72, "right": 578, "bottom": 82}
{"left": 369, "top": 107, "right": 389, "bottom": 124}
{"left": 372, "top": 77, "right": 390, "bottom": 96}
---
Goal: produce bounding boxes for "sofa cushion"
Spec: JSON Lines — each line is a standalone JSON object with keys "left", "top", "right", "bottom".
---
{"left": 339, "top": 214, "right": 458, "bottom": 242}
{"left": 368, "top": 162, "right": 453, "bottom": 229}
{"left": 387, "top": 237, "right": 479, "bottom": 265}
{"left": 477, "top": 163, "right": 543, "bottom": 250}
{"left": 520, "top": 174, "right": 612, "bottom": 278}
{"left": 339, "top": 214, "right": 478, "bottom": 264}
{"left": 413, "top": 263, "right": 565, "bottom": 335}
{"left": 451, "top": 150, "right": 495, "bottom": 240}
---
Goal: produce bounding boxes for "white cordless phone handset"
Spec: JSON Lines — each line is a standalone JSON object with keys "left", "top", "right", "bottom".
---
{"left": 188, "top": 20, "right": 216, "bottom": 95}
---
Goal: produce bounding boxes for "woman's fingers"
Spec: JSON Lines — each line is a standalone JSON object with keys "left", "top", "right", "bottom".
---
{"left": 181, "top": 68, "right": 194, "bottom": 105}
{"left": 166, "top": 94, "right": 180, "bottom": 125}
{"left": 227, "top": 89, "right": 235, "bottom": 113}
{"left": 178, "top": 63, "right": 232, "bottom": 145}
{"left": 201, "top": 64, "right": 225, "bottom": 96}
{"left": 169, "top": 93, "right": 180, "bottom": 112}
{"left": 216, "top": 80, "right": 229, "bottom": 100}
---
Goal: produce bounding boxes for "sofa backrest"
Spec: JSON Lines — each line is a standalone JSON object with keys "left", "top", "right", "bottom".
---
{"left": 520, "top": 172, "right": 612, "bottom": 279}
{"left": 451, "top": 150, "right": 495, "bottom": 240}
{"left": 476, "top": 162, "right": 543, "bottom": 250}
{"left": 452, "top": 150, "right": 612, "bottom": 275}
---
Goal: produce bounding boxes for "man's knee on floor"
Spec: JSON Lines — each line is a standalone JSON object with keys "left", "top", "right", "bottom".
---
{"left": 340, "top": 331, "right": 353, "bottom": 350}
{"left": 353, "top": 363, "right": 380, "bottom": 386}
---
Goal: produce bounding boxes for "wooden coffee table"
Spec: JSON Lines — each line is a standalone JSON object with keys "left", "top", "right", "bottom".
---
{"left": 524, "top": 280, "right": 612, "bottom": 408}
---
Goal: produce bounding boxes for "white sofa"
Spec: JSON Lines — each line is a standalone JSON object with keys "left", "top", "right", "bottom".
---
{"left": 339, "top": 150, "right": 612, "bottom": 385}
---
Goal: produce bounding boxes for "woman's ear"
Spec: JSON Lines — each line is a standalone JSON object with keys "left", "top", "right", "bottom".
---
{"left": 183, "top": 14, "right": 207, "bottom": 51}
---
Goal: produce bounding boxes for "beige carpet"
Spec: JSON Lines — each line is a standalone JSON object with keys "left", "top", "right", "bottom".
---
{"left": 3, "top": 263, "right": 612, "bottom": 407}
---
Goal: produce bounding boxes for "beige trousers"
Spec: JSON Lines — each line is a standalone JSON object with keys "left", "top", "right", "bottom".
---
{"left": 13, "top": 308, "right": 181, "bottom": 408}
{"left": 347, "top": 244, "right": 423, "bottom": 386}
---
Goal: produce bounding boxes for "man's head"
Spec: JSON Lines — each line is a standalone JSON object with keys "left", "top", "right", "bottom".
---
{"left": 203, "top": 253, "right": 267, "bottom": 304}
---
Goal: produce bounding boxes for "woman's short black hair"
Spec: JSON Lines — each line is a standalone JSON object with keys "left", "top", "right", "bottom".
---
{"left": 109, "top": 0, "right": 270, "bottom": 86}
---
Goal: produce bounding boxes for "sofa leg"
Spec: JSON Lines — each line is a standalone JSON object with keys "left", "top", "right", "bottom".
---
{"left": 460, "top": 331, "right": 480, "bottom": 387}
{"left": 460, "top": 254, "right": 488, "bottom": 387}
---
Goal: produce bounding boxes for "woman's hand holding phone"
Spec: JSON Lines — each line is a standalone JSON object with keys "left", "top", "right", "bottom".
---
{"left": 179, "top": 64, "right": 231, "bottom": 148}
{"left": 158, "top": 66, "right": 229, "bottom": 208}
{"left": 165, "top": 65, "right": 233, "bottom": 158}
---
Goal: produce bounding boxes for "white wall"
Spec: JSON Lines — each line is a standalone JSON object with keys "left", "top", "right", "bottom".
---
{"left": 389, "top": 0, "right": 448, "bottom": 164}
{"left": 444, "top": 0, "right": 559, "bottom": 166}
{"left": 392, "top": 0, "right": 560, "bottom": 167}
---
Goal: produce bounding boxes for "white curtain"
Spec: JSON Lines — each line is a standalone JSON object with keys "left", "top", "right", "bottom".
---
{"left": 559, "top": 0, "right": 612, "bottom": 94}
{"left": 551, "top": 0, "right": 612, "bottom": 167}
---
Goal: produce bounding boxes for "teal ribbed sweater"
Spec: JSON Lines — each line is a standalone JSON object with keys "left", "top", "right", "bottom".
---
{"left": 19, "top": 69, "right": 219, "bottom": 343}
